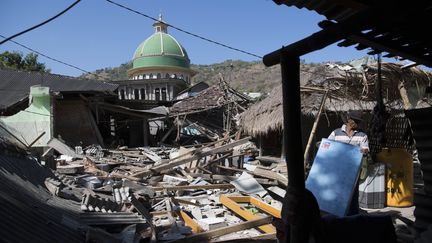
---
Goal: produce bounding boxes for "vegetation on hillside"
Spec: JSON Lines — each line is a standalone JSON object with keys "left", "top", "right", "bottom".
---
{"left": 0, "top": 51, "right": 50, "bottom": 72}
{"left": 80, "top": 59, "right": 332, "bottom": 94}
{"left": 82, "top": 62, "right": 132, "bottom": 81}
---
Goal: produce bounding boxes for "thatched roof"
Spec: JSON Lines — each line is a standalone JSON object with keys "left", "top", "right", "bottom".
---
{"left": 241, "top": 62, "right": 432, "bottom": 136}
{"left": 318, "top": 62, "right": 431, "bottom": 104}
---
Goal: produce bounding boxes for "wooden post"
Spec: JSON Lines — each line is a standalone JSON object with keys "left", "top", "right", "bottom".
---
{"left": 303, "top": 90, "right": 328, "bottom": 167}
{"left": 143, "top": 118, "right": 149, "bottom": 146}
{"left": 281, "top": 55, "right": 304, "bottom": 189}
{"left": 398, "top": 81, "right": 413, "bottom": 109}
{"left": 259, "top": 135, "right": 263, "bottom": 157}
{"left": 280, "top": 54, "right": 309, "bottom": 243}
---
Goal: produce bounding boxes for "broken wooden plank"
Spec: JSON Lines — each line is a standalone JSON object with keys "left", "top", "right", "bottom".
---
{"left": 225, "top": 196, "right": 281, "bottom": 218}
{"left": 172, "top": 197, "right": 201, "bottom": 207}
{"left": 176, "top": 210, "right": 203, "bottom": 233}
{"left": 219, "top": 195, "right": 276, "bottom": 233}
{"left": 56, "top": 164, "right": 84, "bottom": 174}
{"left": 253, "top": 167, "right": 288, "bottom": 187}
{"left": 256, "top": 156, "right": 282, "bottom": 164}
{"left": 170, "top": 216, "right": 273, "bottom": 242}
{"left": 129, "top": 195, "right": 157, "bottom": 242}
{"left": 216, "top": 165, "right": 288, "bottom": 187}
{"left": 155, "top": 137, "right": 251, "bottom": 172}
{"left": 151, "top": 183, "right": 235, "bottom": 191}
{"left": 132, "top": 137, "right": 251, "bottom": 178}
{"left": 141, "top": 148, "right": 162, "bottom": 163}
{"left": 188, "top": 173, "right": 276, "bottom": 185}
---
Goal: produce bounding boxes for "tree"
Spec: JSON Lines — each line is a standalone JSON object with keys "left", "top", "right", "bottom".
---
{"left": 0, "top": 51, "right": 50, "bottom": 72}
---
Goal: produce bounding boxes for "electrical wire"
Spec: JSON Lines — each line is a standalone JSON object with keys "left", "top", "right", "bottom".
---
{"left": 0, "top": 34, "right": 114, "bottom": 81}
{"left": 0, "top": 0, "right": 81, "bottom": 45}
{"left": 0, "top": 34, "right": 91, "bottom": 75}
{"left": 105, "top": 0, "right": 262, "bottom": 59}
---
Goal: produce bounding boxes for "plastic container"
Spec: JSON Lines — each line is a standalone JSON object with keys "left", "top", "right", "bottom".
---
{"left": 377, "top": 148, "right": 413, "bottom": 207}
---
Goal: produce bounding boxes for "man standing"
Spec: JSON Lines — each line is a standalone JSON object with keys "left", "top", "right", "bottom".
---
{"left": 328, "top": 110, "right": 369, "bottom": 215}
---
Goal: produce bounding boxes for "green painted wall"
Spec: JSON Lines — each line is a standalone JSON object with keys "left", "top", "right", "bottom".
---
{"left": 1, "top": 86, "right": 52, "bottom": 147}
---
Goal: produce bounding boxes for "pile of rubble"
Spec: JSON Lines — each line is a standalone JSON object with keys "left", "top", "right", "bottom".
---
{"left": 44, "top": 135, "right": 288, "bottom": 242}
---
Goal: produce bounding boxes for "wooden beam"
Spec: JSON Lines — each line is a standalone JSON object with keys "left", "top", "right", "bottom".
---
{"left": 319, "top": 20, "right": 432, "bottom": 67}
{"left": 253, "top": 167, "right": 288, "bottom": 187}
{"left": 151, "top": 183, "right": 235, "bottom": 191}
{"left": 176, "top": 210, "right": 203, "bottom": 233}
{"left": 172, "top": 197, "right": 201, "bottom": 207}
{"left": 141, "top": 136, "right": 251, "bottom": 176}
{"left": 219, "top": 195, "right": 275, "bottom": 233}
{"left": 280, "top": 55, "right": 310, "bottom": 243}
{"left": 171, "top": 216, "right": 273, "bottom": 243}
{"left": 216, "top": 165, "right": 287, "bottom": 186}
{"left": 129, "top": 195, "right": 157, "bottom": 242}
{"left": 188, "top": 173, "right": 276, "bottom": 185}
{"left": 226, "top": 196, "right": 282, "bottom": 219}
{"left": 263, "top": 8, "right": 376, "bottom": 66}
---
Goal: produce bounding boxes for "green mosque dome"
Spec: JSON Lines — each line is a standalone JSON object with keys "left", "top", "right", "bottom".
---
{"left": 131, "top": 16, "right": 191, "bottom": 70}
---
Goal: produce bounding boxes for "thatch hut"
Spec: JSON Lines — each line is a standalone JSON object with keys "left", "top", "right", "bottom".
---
{"left": 241, "top": 62, "right": 432, "bottom": 161}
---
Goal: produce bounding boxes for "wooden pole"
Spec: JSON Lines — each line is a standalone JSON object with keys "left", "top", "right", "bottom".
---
{"left": 303, "top": 90, "right": 329, "bottom": 167}
{"left": 280, "top": 54, "right": 309, "bottom": 243}
{"left": 398, "top": 81, "right": 412, "bottom": 109}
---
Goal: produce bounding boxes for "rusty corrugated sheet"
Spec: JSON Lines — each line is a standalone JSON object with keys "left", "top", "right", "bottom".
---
{"left": 406, "top": 107, "right": 432, "bottom": 231}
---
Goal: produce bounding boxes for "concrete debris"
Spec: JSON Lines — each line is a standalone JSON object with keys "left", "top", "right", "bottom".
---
{"left": 41, "top": 133, "right": 414, "bottom": 243}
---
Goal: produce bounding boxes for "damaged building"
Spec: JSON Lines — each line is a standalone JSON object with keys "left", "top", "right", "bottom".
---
{"left": 0, "top": 68, "right": 118, "bottom": 150}
{"left": 2, "top": 0, "right": 432, "bottom": 242}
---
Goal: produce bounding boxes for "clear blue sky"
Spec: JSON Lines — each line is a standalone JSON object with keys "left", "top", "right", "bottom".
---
{"left": 0, "top": 0, "right": 395, "bottom": 77}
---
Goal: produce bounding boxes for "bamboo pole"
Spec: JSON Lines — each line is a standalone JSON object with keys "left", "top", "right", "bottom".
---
{"left": 303, "top": 90, "right": 329, "bottom": 168}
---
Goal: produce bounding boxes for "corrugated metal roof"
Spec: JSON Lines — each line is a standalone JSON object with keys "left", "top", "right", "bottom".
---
{"left": 406, "top": 107, "right": 432, "bottom": 190}
{"left": 0, "top": 68, "right": 118, "bottom": 110}
{"left": 405, "top": 107, "right": 432, "bottom": 230}
{"left": 0, "top": 153, "right": 85, "bottom": 242}
{"left": 270, "top": 1, "right": 432, "bottom": 67}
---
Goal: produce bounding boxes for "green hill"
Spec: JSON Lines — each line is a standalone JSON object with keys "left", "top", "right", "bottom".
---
{"left": 80, "top": 59, "right": 325, "bottom": 93}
